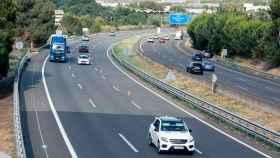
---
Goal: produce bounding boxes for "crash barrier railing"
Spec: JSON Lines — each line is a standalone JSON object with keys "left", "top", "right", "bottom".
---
{"left": 13, "top": 49, "right": 29, "bottom": 158}
{"left": 13, "top": 44, "right": 49, "bottom": 158}
{"left": 111, "top": 41, "right": 280, "bottom": 150}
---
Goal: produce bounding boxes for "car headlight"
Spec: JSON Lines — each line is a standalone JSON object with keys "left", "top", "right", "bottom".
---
{"left": 161, "top": 137, "right": 168, "bottom": 142}
{"left": 188, "top": 138, "right": 194, "bottom": 143}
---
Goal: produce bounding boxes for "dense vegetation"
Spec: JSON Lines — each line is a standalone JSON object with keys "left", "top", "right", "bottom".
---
{"left": 0, "top": 0, "right": 16, "bottom": 78}
{"left": 188, "top": 0, "right": 280, "bottom": 67}
{"left": 58, "top": 0, "right": 162, "bottom": 35}
{"left": 16, "top": 0, "right": 55, "bottom": 47}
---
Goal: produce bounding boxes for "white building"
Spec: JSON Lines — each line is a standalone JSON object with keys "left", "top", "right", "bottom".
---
{"left": 243, "top": 3, "right": 270, "bottom": 12}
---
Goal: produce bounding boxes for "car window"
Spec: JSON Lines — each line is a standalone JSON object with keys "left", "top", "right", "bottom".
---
{"left": 161, "top": 120, "right": 186, "bottom": 131}
{"left": 193, "top": 63, "right": 202, "bottom": 67}
{"left": 154, "top": 119, "right": 160, "bottom": 129}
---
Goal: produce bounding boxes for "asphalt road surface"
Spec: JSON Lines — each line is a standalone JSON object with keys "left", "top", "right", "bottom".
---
{"left": 19, "top": 30, "right": 272, "bottom": 158}
{"left": 140, "top": 37, "right": 280, "bottom": 110}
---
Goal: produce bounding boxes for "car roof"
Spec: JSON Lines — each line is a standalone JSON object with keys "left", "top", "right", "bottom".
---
{"left": 158, "top": 116, "right": 182, "bottom": 122}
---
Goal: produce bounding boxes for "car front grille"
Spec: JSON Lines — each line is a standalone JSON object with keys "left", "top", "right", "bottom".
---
{"left": 169, "top": 139, "right": 188, "bottom": 144}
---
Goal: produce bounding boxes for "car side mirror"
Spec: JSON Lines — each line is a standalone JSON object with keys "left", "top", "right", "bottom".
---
{"left": 189, "top": 129, "right": 192, "bottom": 133}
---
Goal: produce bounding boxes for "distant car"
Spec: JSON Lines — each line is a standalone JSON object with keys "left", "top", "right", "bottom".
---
{"left": 186, "top": 62, "right": 203, "bottom": 75}
{"left": 147, "top": 38, "right": 155, "bottom": 43}
{"left": 153, "top": 35, "right": 159, "bottom": 39}
{"left": 148, "top": 116, "right": 195, "bottom": 154}
{"left": 202, "top": 50, "right": 213, "bottom": 58}
{"left": 77, "top": 54, "right": 91, "bottom": 65}
{"left": 79, "top": 45, "right": 89, "bottom": 53}
{"left": 109, "top": 32, "right": 116, "bottom": 36}
{"left": 159, "top": 37, "right": 166, "bottom": 43}
{"left": 202, "top": 61, "right": 215, "bottom": 71}
{"left": 163, "top": 36, "right": 170, "bottom": 40}
{"left": 192, "top": 53, "right": 203, "bottom": 61}
{"left": 82, "top": 36, "right": 90, "bottom": 41}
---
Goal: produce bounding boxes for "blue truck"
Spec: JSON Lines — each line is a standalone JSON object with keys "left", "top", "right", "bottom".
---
{"left": 49, "top": 34, "right": 68, "bottom": 62}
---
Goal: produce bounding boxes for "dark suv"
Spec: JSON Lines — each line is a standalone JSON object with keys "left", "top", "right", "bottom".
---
{"left": 192, "top": 53, "right": 203, "bottom": 61}
{"left": 186, "top": 62, "right": 203, "bottom": 75}
{"left": 79, "top": 45, "right": 89, "bottom": 53}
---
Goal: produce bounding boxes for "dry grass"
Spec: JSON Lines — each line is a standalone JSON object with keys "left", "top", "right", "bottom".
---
{"left": 0, "top": 95, "right": 15, "bottom": 157}
{"left": 116, "top": 37, "right": 280, "bottom": 132}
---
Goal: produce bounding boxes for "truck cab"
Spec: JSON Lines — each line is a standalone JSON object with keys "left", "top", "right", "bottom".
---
{"left": 49, "top": 34, "right": 67, "bottom": 62}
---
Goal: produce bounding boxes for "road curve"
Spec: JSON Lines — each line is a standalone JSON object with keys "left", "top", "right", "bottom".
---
{"left": 140, "top": 37, "right": 280, "bottom": 110}
{"left": 19, "top": 30, "right": 272, "bottom": 158}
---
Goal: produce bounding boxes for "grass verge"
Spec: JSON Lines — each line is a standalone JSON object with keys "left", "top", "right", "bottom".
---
{"left": 115, "top": 36, "right": 280, "bottom": 133}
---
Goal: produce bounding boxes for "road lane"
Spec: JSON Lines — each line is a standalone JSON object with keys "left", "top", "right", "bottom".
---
{"left": 141, "top": 38, "right": 280, "bottom": 108}
{"left": 20, "top": 30, "right": 273, "bottom": 158}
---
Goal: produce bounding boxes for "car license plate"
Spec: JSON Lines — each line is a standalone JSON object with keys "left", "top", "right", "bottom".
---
{"left": 174, "top": 146, "right": 184, "bottom": 150}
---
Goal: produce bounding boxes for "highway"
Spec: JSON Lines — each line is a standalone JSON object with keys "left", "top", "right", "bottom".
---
{"left": 19, "top": 30, "right": 272, "bottom": 158}
{"left": 140, "top": 37, "right": 280, "bottom": 110}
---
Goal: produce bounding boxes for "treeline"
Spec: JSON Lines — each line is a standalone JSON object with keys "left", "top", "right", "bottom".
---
{"left": 0, "top": 0, "right": 55, "bottom": 78}
{"left": 58, "top": 0, "right": 161, "bottom": 35}
{"left": 188, "top": 9, "right": 280, "bottom": 67}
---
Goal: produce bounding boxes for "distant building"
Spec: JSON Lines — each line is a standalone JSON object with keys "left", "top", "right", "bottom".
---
{"left": 243, "top": 3, "right": 270, "bottom": 12}
{"left": 55, "top": 10, "right": 64, "bottom": 26}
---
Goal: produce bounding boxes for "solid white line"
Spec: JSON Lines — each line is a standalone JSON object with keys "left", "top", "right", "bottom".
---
{"left": 106, "top": 45, "right": 272, "bottom": 158}
{"left": 118, "top": 133, "right": 139, "bottom": 153}
{"left": 113, "top": 85, "right": 120, "bottom": 92}
{"left": 77, "top": 83, "right": 83, "bottom": 90}
{"left": 42, "top": 55, "right": 78, "bottom": 158}
{"left": 131, "top": 101, "right": 142, "bottom": 110}
{"left": 89, "top": 99, "right": 96, "bottom": 108}
{"left": 195, "top": 148, "right": 203, "bottom": 155}
{"left": 71, "top": 73, "right": 76, "bottom": 78}
{"left": 101, "top": 75, "right": 106, "bottom": 80}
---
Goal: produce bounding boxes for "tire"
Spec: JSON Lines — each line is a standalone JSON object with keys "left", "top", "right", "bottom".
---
{"left": 148, "top": 134, "right": 153, "bottom": 146}
{"left": 157, "top": 140, "right": 162, "bottom": 154}
{"left": 188, "top": 150, "right": 194, "bottom": 155}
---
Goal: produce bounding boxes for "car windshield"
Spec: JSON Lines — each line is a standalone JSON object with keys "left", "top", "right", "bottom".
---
{"left": 161, "top": 120, "right": 186, "bottom": 131}
{"left": 80, "top": 46, "right": 88, "bottom": 49}
{"left": 203, "top": 62, "right": 212, "bottom": 65}
{"left": 79, "top": 55, "right": 89, "bottom": 59}
{"left": 192, "top": 63, "right": 202, "bottom": 67}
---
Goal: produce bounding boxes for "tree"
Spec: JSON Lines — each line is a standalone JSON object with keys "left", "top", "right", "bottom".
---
{"left": 16, "top": 0, "right": 55, "bottom": 47}
{"left": 269, "top": 0, "right": 280, "bottom": 29}
{"left": 0, "top": 0, "right": 16, "bottom": 78}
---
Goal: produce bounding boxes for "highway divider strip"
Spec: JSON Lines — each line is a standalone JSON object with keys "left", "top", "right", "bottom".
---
{"left": 110, "top": 36, "right": 280, "bottom": 150}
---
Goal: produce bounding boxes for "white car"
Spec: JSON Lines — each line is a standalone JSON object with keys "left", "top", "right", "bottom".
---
{"left": 109, "top": 32, "right": 116, "bottom": 36}
{"left": 153, "top": 35, "right": 159, "bottom": 39}
{"left": 147, "top": 38, "right": 155, "bottom": 43}
{"left": 77, "top": 54, "right": 91, "bottom": 65}
{"left": 148, "top": 116, "right": 195, "bottom": 154}
{"left": 163, "top": 36, "right": 170, "bottom": 40}
{"left": 82, "top": 36, "right": 90, "bottom": 41}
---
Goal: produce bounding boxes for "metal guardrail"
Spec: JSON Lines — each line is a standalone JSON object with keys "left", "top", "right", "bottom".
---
{"left": 13, "top": 43, "right": 48, "bottom": 158}
{"left": 111, "top": 42, "right": 280, "bottom": 149}
{"left": 13, "top": 50, "right": 29, "bottom": 158}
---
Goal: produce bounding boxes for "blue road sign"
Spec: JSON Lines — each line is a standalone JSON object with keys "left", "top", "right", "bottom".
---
{"left": 169, "top": 13, "right": 191, "bottom": 25}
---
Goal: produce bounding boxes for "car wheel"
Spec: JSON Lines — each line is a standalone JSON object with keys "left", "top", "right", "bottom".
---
{"left": 148, "top": 134, "right": 153, "bottom": 146}
{"left": 188, "top": 150, "right": 194, "bottom": 155}
{"left": 157, "top": 140, "right": 162, "bottom": 154}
